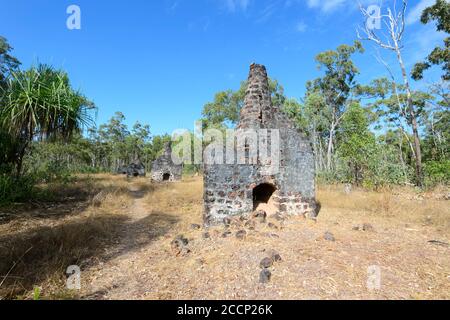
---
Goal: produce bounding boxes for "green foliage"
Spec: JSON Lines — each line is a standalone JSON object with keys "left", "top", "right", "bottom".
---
{"left": 306, "top": 41, "right": 365, "bottom": 171}
{"left": 337, "top": 103, "right": 376, "bottom": 185}
{"left": 357, "top": 78, "right": 433, "bottom": 128}
{"left": 33, "top": 287, "right": 41, "bottom": 301}
{"left": 412, "top": 0, "right": 450, "bottom": 81}
{"left": 310, "top": 41, "right": 364, "bottom": 110}
{"left": 0, "top": 63, "right": 95, "bottom": 175}
{"left": 202, "top": 89, "right": 243, "bottom": 129}
{"left": 0, "top": 36, "right": 21, "bottom": 88}
{"left": 422, "top": 109, "right": 450, "bottom": 162}
{"left": 282, "top": 98, "right": 305, "bottom": 129}
{"left": 88, "top": 112, "right": 172, "bottom": 171}
{"left": 362, "top": 143, "right": 411, "bottom": 189}
{"left": 2, "top": 64, "right": 94, "bottom": 139}
{"left": 0, "top": 173, "right": 35, "bottom": 205}
{"left": 424, "top": 160, "right": 450, "bottom": 186}
{"left": 201, "top": 78, "right": 286, "bottom": 129}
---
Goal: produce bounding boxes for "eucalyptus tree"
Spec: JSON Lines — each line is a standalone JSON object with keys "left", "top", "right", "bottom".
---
{"left": 412, "top": 0, "right": 450, "bottom": 81}
{"left": 308, "top": 41, "right": 364, "bottom": 171}
{"left": 337, "top": 102, "right": 376, "bottom": 185}
{"left": 358, "top": 0, "right": 425, "bottom": 186}
{"left": 0, "top": 36, "right": 21, "bottom": 173}
{"left": 357, "top": 77, "right": 434, "bottom": 184}
{"left": 201, "top": 78, "right": 286, "bottom": 130}
{"left": 283, "top": 92, "right": 328, "bottom": 171}
{"left": 0, "top": 36, "right": 20, "bottom": 89}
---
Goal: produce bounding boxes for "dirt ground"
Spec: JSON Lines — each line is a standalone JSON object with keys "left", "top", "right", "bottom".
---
{"left": 0, "top": 175, "right": 449, "bottom": 300}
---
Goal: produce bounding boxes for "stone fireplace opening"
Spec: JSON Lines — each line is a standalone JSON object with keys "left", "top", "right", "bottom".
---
{"left": 162, "top": 173, "right": 171, "bottom": 181}
{"left": 253, "top": 183, "right": 277, "bottom": 210}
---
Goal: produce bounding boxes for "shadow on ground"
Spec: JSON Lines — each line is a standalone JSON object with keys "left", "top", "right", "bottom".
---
{"left": 0, "top": 208, "right": 178, "bottom": 299}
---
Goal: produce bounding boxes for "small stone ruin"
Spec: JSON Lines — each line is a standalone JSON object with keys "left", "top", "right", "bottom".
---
{"left": 203, "top": 63, "right": 317, "bottom": 225}
{"left": 151, "top": 142, "right": 183, "bottom": 182}
{"left": 127, "top": 160, "right": 146, "bottom": 177}
{"left": 117, "top": 166, "right": 128, "bottom": 175}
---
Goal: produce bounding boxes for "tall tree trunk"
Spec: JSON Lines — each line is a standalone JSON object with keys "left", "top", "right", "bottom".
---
{"left": 398, "top": 134, "right": 408, "bottom": 184}
{"left": 312, "top": 124, "right": 319, "bottom": 171}
{"left": 395, "top": 45, "right": 423, "bottom": 187}
{"left": 326, "top": 124, "right": 335, "bottom": 172}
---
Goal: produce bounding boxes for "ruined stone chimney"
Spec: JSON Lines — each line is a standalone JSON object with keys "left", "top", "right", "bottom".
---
{"left": 203, "top": 63, "right": 317, "bottom": 225}
{"left": 238, "top": 63, "right": 274, "bottom": 130}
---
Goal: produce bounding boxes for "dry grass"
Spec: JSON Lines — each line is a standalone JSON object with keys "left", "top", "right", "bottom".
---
{"left": 0, "top": 175, "right": 448, "bottom": 300}
{"left": 0, "top": 174, "right": 136, "bottom": 299}
{"left": 317, "top": 184, "right": 450, "bottom": 230}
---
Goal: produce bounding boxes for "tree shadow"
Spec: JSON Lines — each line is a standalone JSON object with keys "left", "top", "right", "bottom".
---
{"left": 0, "top": 183, "right": 101, "bottom": 225}
{"left": 0, "top": 210, "right": 179, "bottom": 299}
{"left": 0, "top": 182, "right": 157, "bottom": 225}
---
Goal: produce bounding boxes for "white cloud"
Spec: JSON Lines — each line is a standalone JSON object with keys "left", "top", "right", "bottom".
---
{"left": 406, "top": 0, "right": 436, "bottom": 25}
{"left": 305, "top": 0, "right": 379, "bottom": 13}
{"left": 296, "top": 21, "right": 307, "bottom": 32}
{"left": 224, "top": 0, "right": 251, "bottom": 12}
{"left": 255, "top": 1, "right": 279, "bottom": 23}
{"left": 306, "top": 0, "right": 346, "bottom": 12}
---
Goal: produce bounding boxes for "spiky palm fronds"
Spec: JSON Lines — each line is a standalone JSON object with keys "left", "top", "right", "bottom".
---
{"left": 0, "top": 64, "right": 95, "bottom": 142}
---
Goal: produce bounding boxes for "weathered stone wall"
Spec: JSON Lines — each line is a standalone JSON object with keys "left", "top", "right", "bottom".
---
{"left": 203, "top": 63, "right": 316, "bottom": 225}
{"left": 151, "top": 143, "right": 183, "bottom": 182}
{"left": 127, "top": 161, "right": 146, "bottom": 177}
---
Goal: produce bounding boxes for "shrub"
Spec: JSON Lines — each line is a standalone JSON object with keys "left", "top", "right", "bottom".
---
{"left": 424, "top": 160, "right": 450, "bottom": 187}
{"left": 0, "top": 174, "right": 36, "bottom": 205}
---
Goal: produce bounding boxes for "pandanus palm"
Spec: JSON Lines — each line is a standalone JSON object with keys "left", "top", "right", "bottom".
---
{"left": 0, "top": 64, "right": 95, "bottom": 175}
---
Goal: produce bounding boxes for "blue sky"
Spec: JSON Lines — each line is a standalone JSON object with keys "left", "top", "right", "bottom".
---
{"left": 0, "top": 0, "right": 446, "bottom": 135}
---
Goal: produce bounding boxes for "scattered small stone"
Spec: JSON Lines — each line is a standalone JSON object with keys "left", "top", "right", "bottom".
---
{"left": 344, "top": 183, "right": 352, "bottom": 194}
{"left": 362, "top": 223, "right": 374, "bottom": 232}
{"left": 171, "top": 235, "right": 190, "bottom": 256}
{"left": 324, "top": 231, "right": 335, "bottom": 242}
{"left": 173, "top": 235, "right": 188, "bottom": 246}
{"left": 245, "top": 220, "right": 256, "bottom": 230}
{"left": 230, "top": 217, "right": 243, "bottom": 228}
{"left": 202, "top": 232, "right": 211, "bottom": 239}
{"left": 259, "top": 269, "right": 272, "bottom": 284}
{"left": 222, "top": 231, "right": 232, "bottom": 238}
{"left": 260, "top": 257, "right": 273, "bottom": 269}
{"left": 253, "top": 210, "right": 267, "bottom": 223}
{"left": 267, "top": 222, "right": 279, "bottom": 230}
{"left": 236, "top": 230, "right": 247, "bottom": 240}
{"left": 223, "top": 217, "right": 232, "bottom": 227}
{"left": 270, "top": 251, "right": 282, "bottom": 262}
{"left": 264, "top": 233, "right": 280, "bottom": 238}
{"left": 272, "top": 213, "right": 285, "bottom": 222}
{"left": 239, "top": 215, "right": 249, "bottom": 222}
{"left": 191, "top": 224, "right": 201, "bottom": 230}
{"left": 352, "top": 226, "right": 360, "bottom": 231}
